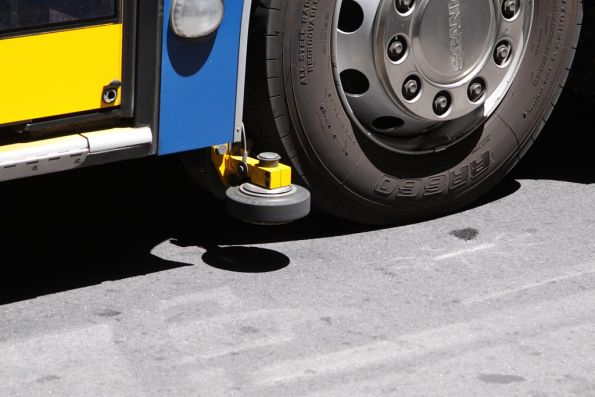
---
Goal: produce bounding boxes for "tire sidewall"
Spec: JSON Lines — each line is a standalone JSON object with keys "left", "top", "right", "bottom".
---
{"left": 283, "top": 0, "right": 579, "bottom": 218}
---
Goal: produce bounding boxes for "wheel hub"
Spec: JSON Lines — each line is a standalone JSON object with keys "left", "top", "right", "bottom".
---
{"left": 333, "top": 0, "right": 533, "bottom": 152}
{"left": 413, "top": 0, "right": 495, "bottom": 85}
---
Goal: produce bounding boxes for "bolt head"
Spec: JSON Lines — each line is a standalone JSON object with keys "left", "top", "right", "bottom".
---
{"left": 402, "top": 77, "right": 420, "bottom": 100}
{"left": 433, "top": 93, "right": 451, "bottom": 116}
{"left": 502, "top": 0, "right": 519, "bottom": 19}
{"left": 405, "top": 80, "right": 417, "bottom": 94}
{"left": 468, "top": 81, "right": 485, "bottom": 102}
{"left": 396, "top": 0, "right": 414, "bottom": 13}
{"left": 434, "top": 97, "right": 448, "bottom": 109}
{"left": 389, "top": 41, "right": 404, "bottom": 56}
{"left": 495, "top": 43, "right": 512, "bottom": 65}
{"left": 388, "top": 37, "right": 407, "bottom": 62}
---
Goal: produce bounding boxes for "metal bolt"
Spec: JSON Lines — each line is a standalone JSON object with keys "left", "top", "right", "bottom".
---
{"left": 257, "top": 152, "right": 282, "bottom": 168}
{"left": 468, "top": 79, "right": 486, "bottom": 102}
{"left": 395, "top": 0, "right": 414, "bottom": 13}
{"left": 502, "top": 0, "right": 519, "bottom": 19}
{"left": 102, "top": 80, "right": 121, "bottom": 104}
{"left": 237, "top": 162, "right": 249, "bottom": 178}
{"left": 402, "top": 77, "right": 420, "bottom": 100}
{"left": 388, "top": 36, "right": 407, "bottom": 62}
{"left": 433, "top": 93, "right": 451, "bottom": 116}
{"left": 102, "top": 88, "right": 118, "bottom": 104}
{"left": 494, "top": 42, "right": 512, "bottom": 66}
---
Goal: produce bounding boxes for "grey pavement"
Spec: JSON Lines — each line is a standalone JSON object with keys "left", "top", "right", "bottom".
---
{"left": 0, "top": 91, "right": 594, "bottom": 396}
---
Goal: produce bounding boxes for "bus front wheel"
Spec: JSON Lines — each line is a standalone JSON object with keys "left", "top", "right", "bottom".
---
{"left": 246, "top": 0, "right": 583, "bottom": 225}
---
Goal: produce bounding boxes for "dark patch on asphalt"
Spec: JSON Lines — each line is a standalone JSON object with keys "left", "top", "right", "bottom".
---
{"left": 450, "top": 228, "right": 479, "bottom": 241}
{"left": 376, "top": 267, "right": 397, "bottom": 277}
{"left": 94, "top": 309, "right": 122, "bottom": 317}
{"left": 36, "top": 375, "right": 60, "bottom": 384}
{"left": 443, "top": 299, "right": 461, "bottom": 306}
{"left": 240, "top": 325, "right": 259, "bottom": 334}
{"left": 478, "top": 374, "right": 526, "bottom": 384}
{"left": 320, "top": 316, "right": 333, "bottom": 325}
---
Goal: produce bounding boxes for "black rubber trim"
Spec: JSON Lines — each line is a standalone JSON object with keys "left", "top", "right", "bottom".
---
{"left": 135, "top": 0, "right": 163, "bottom": 155}
{"left": 19, "top": 110, "right": 121, "bottom": 138}
{"left": 82, "top": 145, "right": 152, "bottom": 168}
{"left": 120, "top": 0, "right": 138, "bottom": 118}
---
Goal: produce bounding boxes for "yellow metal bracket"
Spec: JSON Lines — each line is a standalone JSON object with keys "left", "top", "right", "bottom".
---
{"left": 211, "top": 144, "right": 292, "bottom": 190}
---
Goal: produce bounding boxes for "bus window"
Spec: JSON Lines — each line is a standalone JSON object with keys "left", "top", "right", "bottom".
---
{"left": 0, "top": 0, "right": 118, "bottom": 34}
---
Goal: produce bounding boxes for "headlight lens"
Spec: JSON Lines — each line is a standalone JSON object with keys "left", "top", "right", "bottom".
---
{"left": 170, "top": 0, "right": 224, "bottom": 39}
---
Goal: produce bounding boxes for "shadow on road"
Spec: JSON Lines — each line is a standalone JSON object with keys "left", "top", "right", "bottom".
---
{"left": 200, "top": 246, "right": 290, "bottom": 273}
{"left": 512, "top": 17, "right": 595, "bottom": 185}
{"left": 0, "top": 155, "right": 372, "bottom": 304}
{"left": 1, "top": 64, "right": 593, "bottom": 305}
{"left": 511, "top": 89, "right": 595, "bottom": 185}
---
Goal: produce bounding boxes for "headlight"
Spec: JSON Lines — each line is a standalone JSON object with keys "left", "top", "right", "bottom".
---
{"left": 170, "top": 0, "right": 224, "bottom": 39}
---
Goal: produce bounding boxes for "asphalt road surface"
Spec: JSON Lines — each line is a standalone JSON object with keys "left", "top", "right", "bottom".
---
{"left": 0, "top": 89, "right": 594, "bottom": 396}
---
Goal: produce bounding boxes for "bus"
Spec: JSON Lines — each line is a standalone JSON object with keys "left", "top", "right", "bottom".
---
{"left": 0, "top": 0, "right": 584, "bottom": 225}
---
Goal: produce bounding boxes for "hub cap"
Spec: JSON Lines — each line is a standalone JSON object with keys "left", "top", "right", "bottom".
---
{"left": 333, "top": 0, "right": 533, "bottom": 152}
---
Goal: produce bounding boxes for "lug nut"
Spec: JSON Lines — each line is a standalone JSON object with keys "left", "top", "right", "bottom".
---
{"left": 395, "top": 0, "right": 414, "bottom": 14}
{"left": 494, "top": 41, "right": 512, "bottom": 66}
{"left": 388, "top": 36, "right": 407, "bottom": 62}
{"left": 502, "top": 0, "right": 519, "bottom": 19}
{"left": 433, "top": 92, "right": 451, "bottom": 116}
{"left": 468, "top": 79, "right": 486, "bottom": 102}
{"left": 402, "top": 76, "right": 421, "bottom": 101}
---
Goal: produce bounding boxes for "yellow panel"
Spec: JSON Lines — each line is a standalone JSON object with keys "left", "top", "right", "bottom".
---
{"left": 0, "top": 23, "right": 123, "bottom": 125}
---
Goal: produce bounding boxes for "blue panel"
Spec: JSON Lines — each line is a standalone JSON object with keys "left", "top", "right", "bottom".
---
{"left": 158, "top": 1, "right": 243, "bottom": 155}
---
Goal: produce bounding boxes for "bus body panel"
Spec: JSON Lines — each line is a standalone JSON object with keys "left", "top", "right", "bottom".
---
{"left": 158, "top": 0, "right": 244, "bottom": 155}
{"left": 0, "top": 3, "right": 123, "bottom": 126}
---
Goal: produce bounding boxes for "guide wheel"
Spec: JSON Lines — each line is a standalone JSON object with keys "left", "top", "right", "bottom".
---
{"left": 225, "top": 183, "right": 311, "bottom": 225}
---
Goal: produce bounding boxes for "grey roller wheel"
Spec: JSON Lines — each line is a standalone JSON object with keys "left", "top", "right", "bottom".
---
{"left": 245, "top": 0, "right": 583, "bottom": 225}
{"left": 226, "top": 183, "right": 311, "bottom": 225}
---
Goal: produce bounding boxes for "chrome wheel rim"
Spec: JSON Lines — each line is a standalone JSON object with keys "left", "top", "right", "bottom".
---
{"left": 333, "top": 0, "right": 533, "bottom": 153}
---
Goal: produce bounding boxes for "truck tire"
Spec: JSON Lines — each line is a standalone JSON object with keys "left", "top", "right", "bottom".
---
{"left": 245, "top": 0, "right": 583, "bottom": 225}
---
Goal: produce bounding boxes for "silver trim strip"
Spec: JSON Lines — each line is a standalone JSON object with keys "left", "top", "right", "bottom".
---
{"left": 233, "top": 0, "right": 253, "bottom": 143}
{"left": 0, "top": 135, "right": 89, "bottom": 182}
{"left": 0, "top": 127, "right": 153, "bottom": 182}
{"left": 82, "top": 127, "right": 153, "bottom": 153}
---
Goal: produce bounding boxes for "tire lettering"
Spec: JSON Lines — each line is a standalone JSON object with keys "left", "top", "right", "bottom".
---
{"left": 375, "top": 176, "right": 397, "bottom": 196}
{"left": 449, "top": 165, "right": 468, "bottom": 190}
{"left": 298, "top": 0, "right": 319, "bottom": 85}
{"left": 373, "top": 151, "right": 492, "bottom": 200}
{"left": 470, "top": 151, "right": 491, "bottom": 178}
{"left": 424, "top": 175, "right": 448, "bottom": 197}
{"left": 397, "top": 180, "right": 422, "bottom": 198}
